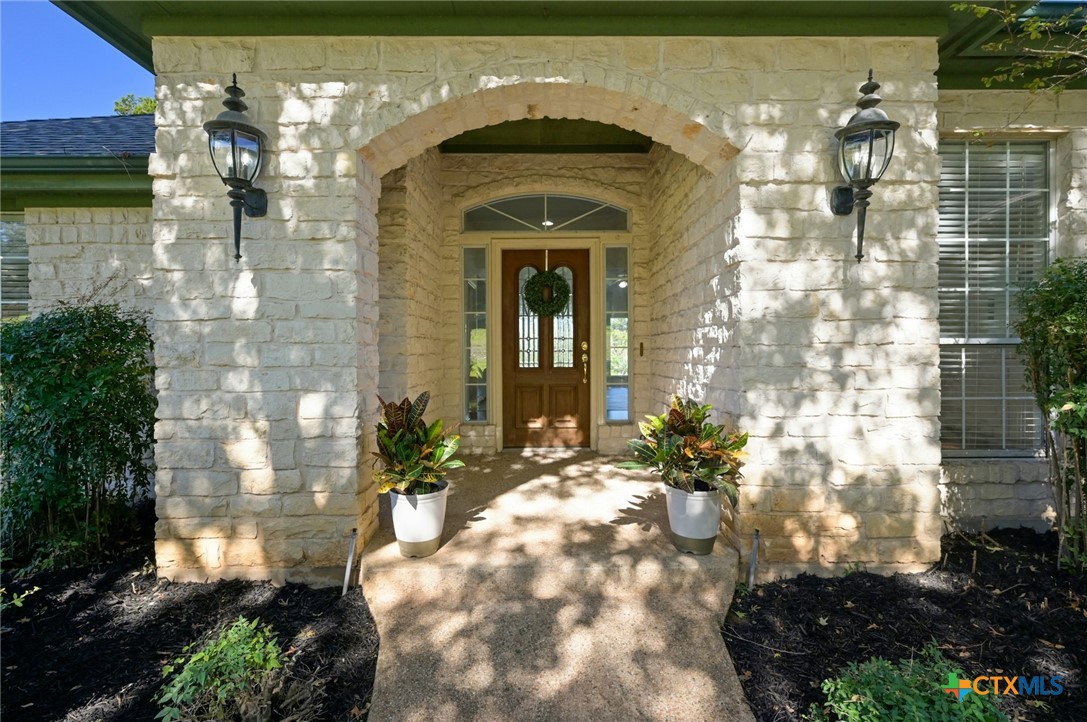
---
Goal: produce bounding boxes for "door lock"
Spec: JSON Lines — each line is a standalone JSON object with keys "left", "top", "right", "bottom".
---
{"left": 581, "top": 341, "right": 588, "bottom": 351}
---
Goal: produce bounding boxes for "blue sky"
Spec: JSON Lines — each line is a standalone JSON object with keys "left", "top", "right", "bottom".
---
{"left": 1, "top": 0, "right": 154, "bottom": 121}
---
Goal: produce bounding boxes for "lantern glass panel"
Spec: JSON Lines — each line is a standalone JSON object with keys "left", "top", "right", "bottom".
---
{"left": 838, "top": 128, "right": 895, "bottom": 185}
{"left": 208, "top": 129, "right": 234, "bottom": 182}
{"left": 233, "top": 131, "right": 263, "bottom": 183}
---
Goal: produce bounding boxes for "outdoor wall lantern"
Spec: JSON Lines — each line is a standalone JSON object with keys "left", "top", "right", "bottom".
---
{"left": 831, "top": 69, "right": 900, "bottom": 263}
{"left": 203, "top": 74, "right": 268, "bottom": 262}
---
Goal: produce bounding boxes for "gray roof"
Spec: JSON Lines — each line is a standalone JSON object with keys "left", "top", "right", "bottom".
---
{"left": 0, "top": 114, "right": 155, "bottom": 158}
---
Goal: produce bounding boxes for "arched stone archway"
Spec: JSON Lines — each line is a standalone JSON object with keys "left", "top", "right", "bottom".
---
{"left": 365, "top": 77, "right": 739, "bottom": 460}
{"left": 361, "top": 78, "right": 743, "bottom": 446}
{"left": 152, "top": 57, "right": 751, "bottom": 585}
{"left": 358, "top": 81, "right": 741, "bottom": 178}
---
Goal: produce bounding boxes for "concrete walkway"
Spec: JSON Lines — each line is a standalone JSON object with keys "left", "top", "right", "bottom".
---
{"left": 360, "top": 450, "right": 755, "bottom": 722}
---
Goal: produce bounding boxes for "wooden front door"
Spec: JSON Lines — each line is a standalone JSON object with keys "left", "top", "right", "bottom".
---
{"left": 502, "top": 249, "right": 590, "bottom": 447}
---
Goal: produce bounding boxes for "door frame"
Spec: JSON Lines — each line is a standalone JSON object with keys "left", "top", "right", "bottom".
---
{"left": 490, "top": 237, "right": 603, "bottom": 450}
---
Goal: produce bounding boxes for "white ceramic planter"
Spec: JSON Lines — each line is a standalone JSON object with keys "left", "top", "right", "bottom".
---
{"left": 389, "top": 480, "right": 449, "bottom": 558}
{"left": 665, "top": 485, "right": 721, "bottom": 555}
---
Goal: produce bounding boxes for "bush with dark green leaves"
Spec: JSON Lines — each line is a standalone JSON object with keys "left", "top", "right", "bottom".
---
{"left": 1, "top": 303, "right": 155, "bottom": 569}
{"left": 808, "top": 643, "right": 1008, "bottom": 722}
{"left": 1014, "top": 258, "right": 1087, "bottom": 570}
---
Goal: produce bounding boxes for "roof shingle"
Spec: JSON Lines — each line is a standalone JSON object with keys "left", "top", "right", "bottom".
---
{"left": 0, "top": 114, "right": 155, "bottom": 158}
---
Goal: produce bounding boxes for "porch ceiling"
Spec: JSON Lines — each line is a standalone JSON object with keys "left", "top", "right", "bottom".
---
{"left": 53, "top": 0, "right": 1071, "bottom": 89}
{"left": 438, "top": 119, "right": 654, "bottom": 155}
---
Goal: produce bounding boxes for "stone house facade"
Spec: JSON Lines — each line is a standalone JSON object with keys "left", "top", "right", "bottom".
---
{"left": 2, "top": 3, "right": 1085, "bottom": 584}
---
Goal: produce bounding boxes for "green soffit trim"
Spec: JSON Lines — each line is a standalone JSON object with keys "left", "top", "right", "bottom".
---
{"left": 53, "top": 1, "right": 1086, "bottom": 89}
{"left": 56, "top": 1, "right": 956, "bottom": 72}
{"left": 0, "top": 157, "right": 152, "bottom": 211}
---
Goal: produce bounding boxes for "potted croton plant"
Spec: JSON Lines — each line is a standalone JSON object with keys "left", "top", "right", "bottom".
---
{"left": 618, "top": 395, "right": 748, "bottom": 555}
{"left": 372, "top": 391, "right": 464, "bottom": 558}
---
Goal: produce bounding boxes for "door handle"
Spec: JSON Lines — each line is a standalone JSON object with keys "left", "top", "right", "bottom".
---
{"left": 581, "top": 352, "right": 589, "bottom": 384}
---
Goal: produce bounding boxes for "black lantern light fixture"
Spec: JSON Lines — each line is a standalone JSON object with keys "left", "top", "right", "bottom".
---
{"left": 203, "top": 74, "right": 268, "bottom": 262}
{"left": 831, "top": 69, "right": 900, "bottom": 263}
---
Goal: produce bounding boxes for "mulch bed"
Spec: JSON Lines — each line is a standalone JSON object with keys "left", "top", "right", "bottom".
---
{"left": 1, "top": 541, "right": 379, "bottom": 721}
{"left": 724, "top": 528, "right": 1087, "bottom": 722}
{"left": 4, "top": 527, "right": 1083, "bottom": 721}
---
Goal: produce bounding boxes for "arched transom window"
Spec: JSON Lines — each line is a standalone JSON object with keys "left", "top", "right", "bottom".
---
{"left": 463, "top": 193, "right": 629, "bottom": 232}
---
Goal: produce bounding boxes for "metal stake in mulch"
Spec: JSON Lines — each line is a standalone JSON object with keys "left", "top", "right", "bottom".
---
{"left": 747, "top": 529, "right": 760, "bottom": 587}
{"left": 342, "top": 528, "right": 358, "bottom": 597}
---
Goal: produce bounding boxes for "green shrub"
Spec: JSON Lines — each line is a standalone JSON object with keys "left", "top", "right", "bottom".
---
{"left": 372, "top": 391, "right": 465, "bottom": 495}
{"left": 617, "top": 395, "right": 747, "bottom": 500}
{"left": 1014, "top": 259, "right": 1087, "bottom": 571}
{"left": 157, "top": 617, "right": 285, "bottom": 722}
{"left": 1, "top": 303, "right": 155, "bottom": 569}
{"left": 0, "top": 585, "right": 40, "bottom": 612}
{"left": 808, "top": 643, "right": 1007, "bottom": 722}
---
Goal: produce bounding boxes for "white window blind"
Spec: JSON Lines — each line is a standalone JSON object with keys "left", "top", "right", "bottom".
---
{"left": 938, "top": 140, "right": 1050, "bottom": 453}
{"left": 1, "top": 214, "right": 29, "bottom": 320}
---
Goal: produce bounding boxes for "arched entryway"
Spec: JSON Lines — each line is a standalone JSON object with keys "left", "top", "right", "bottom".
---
{"left": 362, "top": 82, "right": 743, "bottom": 454}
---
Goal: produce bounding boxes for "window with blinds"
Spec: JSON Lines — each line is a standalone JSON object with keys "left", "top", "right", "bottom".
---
{"left": 1, "top": 214, "right": 29, "bottom": 320}
{"left": 938, "top": 141, "right": 1050, "bottom": 454}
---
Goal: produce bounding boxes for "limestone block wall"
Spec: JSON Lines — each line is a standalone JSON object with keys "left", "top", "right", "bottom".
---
{"left": 640, "top": 144, "right": 744, "bottom": 544}
{"left": 151, "top": 41, "right": 380, "bottom": 585}
{"left": 935, "top": 90, "right": 1087, "bottom": 533}
{"left": 732, "top": 40, "right": 944, "bottom": 579}
{"left": 147, "top": 33, "right": 950, "bottom": 583}
{"left": 25, "top": 207, "right": 152, "bottom": 313}
{"left": 377, "top": 165, "right": 409, "bottom": 397}
{"left": 1057, "top": 127, "right": 1087, "bottom": 260}
{"left": 377, "top": 148, "right": 445, "bottom": 414}
{"left": 942, "top": 460, "right": 1053, "bottom": 532}
{"left": 642, "top": 145, "right": 741, "bottom": 415}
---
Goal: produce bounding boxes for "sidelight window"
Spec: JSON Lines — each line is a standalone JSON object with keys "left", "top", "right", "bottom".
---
{"left": 604, "top": 246, "right": 630, "bottom": 421}
{"left": 463, "top": 248, "right": 488, "bottom": 422}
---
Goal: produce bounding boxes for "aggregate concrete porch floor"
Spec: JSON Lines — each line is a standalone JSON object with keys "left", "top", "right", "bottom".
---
{"left": 360, "top": 450, "right": 755, "bottom": 722}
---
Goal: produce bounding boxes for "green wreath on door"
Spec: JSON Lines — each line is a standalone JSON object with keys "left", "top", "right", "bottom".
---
{"left": 523, "top": 270, "right": 571, "bottom": 317}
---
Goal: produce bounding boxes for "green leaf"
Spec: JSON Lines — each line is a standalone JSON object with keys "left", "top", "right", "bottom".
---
{"left": 407, "top": 391, "right": 430, "bottom": 428}
{"left": 627, "top": 438, "right": 657, "bottom": 461}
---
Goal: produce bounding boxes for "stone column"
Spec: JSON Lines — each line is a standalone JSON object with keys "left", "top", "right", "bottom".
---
{"left": 150, "top": 47, "right": 378, "bottom": 584}
{"left": 734, "top": 39, "right": 944, "bottom": 578}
